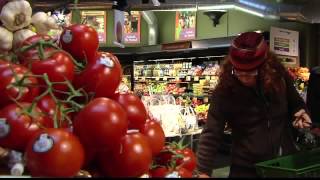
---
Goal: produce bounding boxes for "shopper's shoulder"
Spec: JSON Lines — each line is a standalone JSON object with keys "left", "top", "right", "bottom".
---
{"left": 210, "top": 88, "right": 233, "bottom": 102}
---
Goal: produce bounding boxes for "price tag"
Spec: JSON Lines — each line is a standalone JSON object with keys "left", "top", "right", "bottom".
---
{"left": 134, "top": 76, "right": 138, "bottom": 81}
{"left": 206, "top": 76, "right": 211, "bottom": 80}
{"left": 141, "top": 77, "right": 146, "bottom": 81}
{"left": 155, "top": 77, "right": 160, "bottom": 81}
{"left": 194, "top": 76, "right": 199, "bottom": 81}
{"left": 175, "top": 77, "right": 180, "bottom": 81}
{"left": 186, "top": 76, "right": 191, "bottom": 81}
{"left": 163, "top": 76, "right": 168, "bottom": 81}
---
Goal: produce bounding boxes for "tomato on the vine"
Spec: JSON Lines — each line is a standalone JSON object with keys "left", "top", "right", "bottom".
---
{"left": 149, "top": 166, "right": 169, "bottom": 178}
{"left": 60, "top": 24, "right": 99, "bottom": 63}
{"left": 0, "top": 62, "right": 39, "bottom": 108}
{"left": 140, "top": 119, "right": 165, "bottom": 156}
{"left": 175, "top": 148, "right": 197, "bottom": 172}
{"left": 0, "top": 103, "right": 53, "bottom": 151}
{"left": 18, "top": 35, "right": 75, "bottom": 94}
{"left": 37, "top": 95, "right": 71, "bottom": 128}
{"left": 155, "top": 145, "right": 176, "bottom": 166}
{"left": 30, "top": 51, "right": 75, "bottom": 93}
{"left": 73, "top": 52, "right": 122, "bottom": 98}
{"left": 99, "top": 132, "right": 153, "bottom": 177}
{"left": 73, "top": 97, "right": 128, "bottom": 149}
{"left": 25, "top": 128, "right": 85, "bottom": 177}
{"left": 112, "top": 93, "right": 147, "bottom": 129}
{"left": 173, "top": 167, "right": 193, "bottom": 178}
{"left": 18, "top": 34, "right": 54, "bottom": 64}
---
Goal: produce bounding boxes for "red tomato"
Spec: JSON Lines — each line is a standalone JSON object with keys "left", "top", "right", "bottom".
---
{"left": 112, "top": 93, "right": 147, "bottom": 129}
{"left": 60, "top": 24, "right": 99, "bottom": 63}
{"left": 140, "top": 119, "right": 165, "bottom": 156}
{"left": 175, "top": 167, "right": 193, "bottom": 178}
{"left": 30, "top": 51, "right": 75, "bottom": 93}
{"left": 73, "top": 97, "right": 128, "bottom": 149}
{"left": 73, "top": 52, "right": 122, "bottom": 98}
{"left": 149, "top": 166, "right": 169, "bottom": 178}
{"left": 155, "top": 145, "right": 176, "bottom": 166}
{"left": 0, "top": 103, "right": 53, "bottom": 151}
{"left": 176, "top": 148, "right": 197, "bottom": 172}
{"left": 0, "top": 63, "right": 39, "bottom": 108}
{"left": 18, "top": 35, "right": 55, "bottom": 64}
{"left": 37, "top": 95, "right": 71, "bottom": 128}
{"left": 99, "top": 132, "right": 153, "bottom": 177}
{"left": 25, "top": 128, "right": 85, "bottom": 177}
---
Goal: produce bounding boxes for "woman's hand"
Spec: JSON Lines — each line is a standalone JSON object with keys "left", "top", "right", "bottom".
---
{"left": 292, "top": 109, "right": 312, "bottom": 129}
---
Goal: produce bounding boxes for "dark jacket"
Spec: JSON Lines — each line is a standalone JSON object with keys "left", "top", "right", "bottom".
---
{"left": 307, "top": 66, "right": 320, "bottom": 123}
{"left": 196, "top": 71, "right": 307, "bottom": 177}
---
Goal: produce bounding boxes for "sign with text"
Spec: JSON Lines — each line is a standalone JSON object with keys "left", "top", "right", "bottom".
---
{"left": 81, "top": 11, "right": 107, "bottom": 43}
{"left": 175, "top": 11, "right": 196, "bottom": 41}
{"left": 124, "top": 11, "right": 141, "bottom": 44}
{"left": 270, "top": 27, "right": 299, "bottom": 57}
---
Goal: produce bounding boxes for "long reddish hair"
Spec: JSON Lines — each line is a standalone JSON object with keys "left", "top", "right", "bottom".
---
{"left": 213, "top": 52, "right": 287, "bottom": 95}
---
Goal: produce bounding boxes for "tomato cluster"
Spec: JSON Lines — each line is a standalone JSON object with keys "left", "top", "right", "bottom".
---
{"left": 148, "top": 141, "right": 197, "bottom": 178}
{"left": 0, "top": 24, "right": 169, "bottom": 177}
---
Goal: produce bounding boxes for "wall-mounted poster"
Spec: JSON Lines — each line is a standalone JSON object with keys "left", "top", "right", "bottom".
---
{"left": 270, "top": 27, "right": 299, "bottom": 57}
{"left": 124, "top": 11, "right": 141, "bottom": 44}
{"left": 81, "top": 11, "right": 107, "bottom": 43}
{"left": 175, "top": 11, "right": 196, "bottom": 41}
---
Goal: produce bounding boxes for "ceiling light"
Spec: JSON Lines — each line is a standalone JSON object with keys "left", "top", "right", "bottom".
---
{"left": 198, "top": 4, "right": 234, "bottom": 11}
{"left": 234, "top": 6, "right": 264, "bottom": 17}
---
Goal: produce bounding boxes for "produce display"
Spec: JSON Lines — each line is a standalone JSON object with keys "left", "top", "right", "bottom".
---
{"left": 194, "top": 104, "right": 210, "bottom": 121}
{"left": 287, "top": 67, "right": 310, "bottom": 100}
{"left": 0, "top": 1, "right": 202, "bottom": 178}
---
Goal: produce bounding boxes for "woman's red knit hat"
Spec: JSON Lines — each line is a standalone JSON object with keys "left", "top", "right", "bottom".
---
{"left": 229, "top": 32, "right": 268, "bottom": 71}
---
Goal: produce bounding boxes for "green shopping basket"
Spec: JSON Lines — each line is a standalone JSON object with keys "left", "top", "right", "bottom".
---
{"left": 255, "top": 148, "right": 320, "bottom": 177}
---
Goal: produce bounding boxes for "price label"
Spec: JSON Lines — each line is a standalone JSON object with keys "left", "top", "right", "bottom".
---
{"left": 175, "top": 77, "right": 180, "bottom": 81}
{"left": 141, "top": 77, "right": 146, "bottom": 81}
{"left": 134, "top": 76, "right": 138, "bottom": 81}
{"left": 163, "top": 76, "right": 168, "bottom": 81}
{"left": 206, "top": 76, "right": 211, "bottom": 80}
{"left": 194, "top": 76, "right": 199, "bottom": 81}
{"left": 155, "top": 77, "right": 160, "bottom": 81}
{"left": 186, "top": 76, "right": 191, "bottom": 81}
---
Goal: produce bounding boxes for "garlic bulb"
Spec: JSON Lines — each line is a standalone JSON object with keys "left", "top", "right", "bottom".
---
{"left": 0, "top": 0, "right": 32, "bottom": 31}
{"left": 0, "top": 26, "right": 13, "bottom": 52}
{"left": 13, "top": 28, "right": 36, "bottom": 48}
{"left": 32, "top": 11, "right": 59, "bottom": 35}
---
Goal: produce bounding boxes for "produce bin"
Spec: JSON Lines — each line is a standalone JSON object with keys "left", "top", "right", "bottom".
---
{"left": 255, "top": 148, "right": 320, "bottom": 177}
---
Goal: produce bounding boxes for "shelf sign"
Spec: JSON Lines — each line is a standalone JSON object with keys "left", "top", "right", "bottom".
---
{"left": 124, "top": 11, "right": 141, "bottom": 44}
{"left": 155, "top": 77, "right": 160, "bottom": 81}
{"left": 134, "top": 76, "right": 138, "bottom": 81}
{"left": 186, "top": 76, "right": 191, "bottom": 81}
{"left": 205, "top": 76, "right": 211, "bottom": 80}
{"left": 175, "top": 11, "right": 196, "bottom": 41}
{"left": 175, "top": 77, "right": 180, "bottom": 81}
{"left": 163, "top": 76, "right": 168, "bottom": 81}
{"left": 141, "top": 77, "right": 146, "bottom": 81}
{"left": 194, "top": 76, "right": 199, "bottom": 81}
{"left": 81, "top": 11, "right": 107, "bottom": 43}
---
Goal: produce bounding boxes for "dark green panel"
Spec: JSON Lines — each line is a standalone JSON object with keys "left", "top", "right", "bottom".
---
{"left": 196, "top": 10, "right": 228, "bottom": 39}
{"left": 154, "top": 11, "right": 176, "bottom": 44}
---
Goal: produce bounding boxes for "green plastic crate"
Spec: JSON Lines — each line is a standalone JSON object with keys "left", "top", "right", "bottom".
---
{"left": 255, "top": 148, "right": 320, "bottom": 177}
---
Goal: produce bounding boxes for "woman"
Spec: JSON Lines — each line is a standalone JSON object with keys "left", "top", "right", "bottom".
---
{"left": 196, "top": 32, "right": 312, "bottom": 177}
